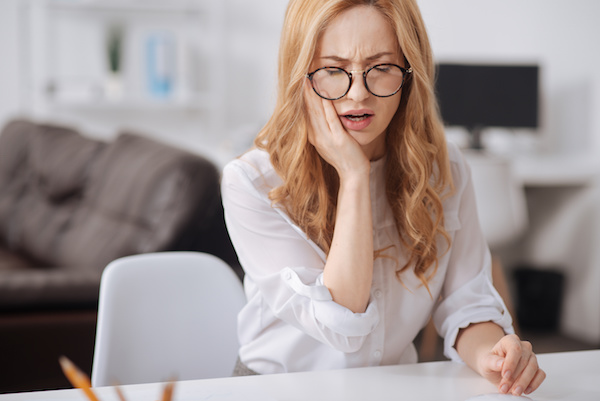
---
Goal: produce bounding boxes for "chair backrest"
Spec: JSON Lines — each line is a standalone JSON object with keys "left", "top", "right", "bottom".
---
{"left": 91, "top": 252, "right": 246, "bottom": 387}
{"left": 464, "top": 150, "right": 528, "bottom": 249}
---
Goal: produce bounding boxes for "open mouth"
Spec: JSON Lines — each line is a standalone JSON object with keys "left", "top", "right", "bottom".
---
{"left": 343, "top": 114, "right": 372, "bottom": 121}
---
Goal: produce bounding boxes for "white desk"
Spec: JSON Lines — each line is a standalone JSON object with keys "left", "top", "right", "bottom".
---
{"left": 512, "top": 151, "right": 600, "bottom": 187}
{"left": 1, "top": 350, "right": 598, "bottom": 401}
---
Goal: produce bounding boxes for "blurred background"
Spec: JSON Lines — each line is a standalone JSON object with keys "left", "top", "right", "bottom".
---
{"left": 0, "top": 0, "right": 599, "bottom": 392}
{"left": 0, "top": 0, "right": 287, "bottom": 167}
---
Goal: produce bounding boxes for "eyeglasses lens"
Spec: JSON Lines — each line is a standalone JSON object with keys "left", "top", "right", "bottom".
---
{"left": 311, "top": 68, "right": 348, "bottom": 100}
{"left": 366, "top": 65, "right": 404, "bottom": 97}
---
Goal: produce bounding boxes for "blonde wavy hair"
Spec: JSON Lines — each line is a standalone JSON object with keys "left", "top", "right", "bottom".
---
{"left": 254, "top": 0, "right": 453, "bottom": 286}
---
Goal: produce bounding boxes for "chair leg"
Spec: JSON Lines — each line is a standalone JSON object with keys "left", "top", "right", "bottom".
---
{"left": 419, "top": 318, "right": 440, "bottom": 362}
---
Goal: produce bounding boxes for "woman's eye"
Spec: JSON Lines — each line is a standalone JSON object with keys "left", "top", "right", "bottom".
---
{"left": 374, "top": 65, "right": 391, "bottom": 73}
{"left": 325, "top": 68, "right": 346, "bottom": 77}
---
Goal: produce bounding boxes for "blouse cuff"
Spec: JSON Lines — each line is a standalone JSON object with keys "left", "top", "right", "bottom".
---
{"left": 434, "top": 272, "right": 515, "bottom": 363}
{"left": 281, "top": 267, "right": 380, "bottom": 337}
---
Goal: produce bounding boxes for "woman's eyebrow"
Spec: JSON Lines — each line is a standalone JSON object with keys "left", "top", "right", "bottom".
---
{"left": 320, "top": 52, "right": 395, "bottom": 62}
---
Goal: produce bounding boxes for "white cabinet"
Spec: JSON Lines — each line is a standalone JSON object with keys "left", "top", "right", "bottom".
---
{"left": 20, "top": 0, "right": 226, "bottom": 136}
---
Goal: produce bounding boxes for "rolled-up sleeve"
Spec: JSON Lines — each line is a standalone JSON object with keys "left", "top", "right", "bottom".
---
{"left": 222, "top": 158, "right": 379, "bottom": 352}
{"left": 432, "top": 147, "right": 514, "bottom": 362}
{"left": 433, "top": 266, "right": 514, "bottom": 362}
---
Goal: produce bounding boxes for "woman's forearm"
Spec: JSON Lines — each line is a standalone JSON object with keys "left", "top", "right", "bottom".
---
{"left": 455, "top": 321, "right": 505, "bottom": 375}
{"left": 323, "top": 171, "right": 374, "bottom": 313}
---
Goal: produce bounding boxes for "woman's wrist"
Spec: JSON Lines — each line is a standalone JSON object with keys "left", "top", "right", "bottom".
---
{"left": 456, "top": 322, "right": 505, "bottom": 375}
{"left": 337, "top": 163, "right": 370, "bottom": 188}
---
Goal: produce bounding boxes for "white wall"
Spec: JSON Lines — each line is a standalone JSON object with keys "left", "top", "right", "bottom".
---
{"left": 0, "top": 0, "right": 23, "bottom": 120}
{"left": 224, "top": 0, "right": 286, "bottom": 140}
{"left": 419, "top": 0, "right": 600, "bottom": 155}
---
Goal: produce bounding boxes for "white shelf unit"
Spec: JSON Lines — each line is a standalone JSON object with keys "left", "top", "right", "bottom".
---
{"left": 20, "top": 0, "right": 226, "bottom": 134}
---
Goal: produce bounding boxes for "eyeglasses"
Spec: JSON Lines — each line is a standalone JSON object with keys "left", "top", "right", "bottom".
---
{"left": 306, "top": 63, "right": 412, "bottom": 101}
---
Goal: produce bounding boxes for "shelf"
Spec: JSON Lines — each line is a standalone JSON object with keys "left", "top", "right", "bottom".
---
{"left": 21, "top": 0, "right": 226, "bottom": 132}
{"left": 44, "top": 96, "right": 212, "bottom": 112}
{"left": 42, "top": 0, "right": 208, "bottom": 14}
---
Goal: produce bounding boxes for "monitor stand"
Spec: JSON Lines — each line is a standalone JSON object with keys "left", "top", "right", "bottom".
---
{"left": 467, "top": 125, "right": 484, "bottom": 150}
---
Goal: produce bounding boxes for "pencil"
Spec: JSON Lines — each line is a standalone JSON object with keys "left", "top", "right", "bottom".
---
{"left": 114, "top": 385, "right": 127, "bottom": 401}
{"left": 161, "top": 381, "right": 175, "bottom": 401}
{"left": 59, "top": 356, "right": 101, "bottom": 401}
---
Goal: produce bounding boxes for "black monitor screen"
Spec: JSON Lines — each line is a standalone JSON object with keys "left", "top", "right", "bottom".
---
{"left": 435, "top": 63, "right": 539, "bottom": 129}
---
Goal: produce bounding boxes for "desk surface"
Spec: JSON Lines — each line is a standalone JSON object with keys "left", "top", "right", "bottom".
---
{"left": 2, "top": 350, "right": 598, "bottom": 401}
{"left": 513, "top": 151, "right": 600, "bottom": 186}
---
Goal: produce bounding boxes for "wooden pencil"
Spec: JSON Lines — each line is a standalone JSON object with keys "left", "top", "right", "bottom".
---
{"left": 114, "top": 385, "right": 127, "bottom": 401}
{"left": 58, "top": 356, "right": 101, "bottom": 401}
{"left": 161, "top": 381, "right": 175, "bottom": 401}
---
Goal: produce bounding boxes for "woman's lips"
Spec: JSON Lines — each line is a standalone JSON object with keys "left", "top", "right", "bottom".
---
{"left": 340, "top": 112, "right": 374, "bottom": 131}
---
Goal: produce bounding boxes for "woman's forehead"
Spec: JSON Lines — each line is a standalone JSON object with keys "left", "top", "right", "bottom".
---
{"left": 316, "top": 6, "right": 400, "bottom": 61}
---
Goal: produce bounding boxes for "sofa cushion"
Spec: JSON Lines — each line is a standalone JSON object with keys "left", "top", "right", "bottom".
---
{"left": 0, "top": 247, "right": 101, "bottom": 310}
{"left": 0, "top": 120, "right": 36, "bottom": 246}
{"left": 0, "top": 119, "right": 239, "bottom": 309}
{"left": 0, "top": 120, "right": 33, "bottom": 186}
{"left": 30, "top": 124, "right": 104, "bottom": 201}
{"left": 11, "top": 195, "right": 74, "bottom": 266}
{"left": 0, "top": 121, "right": 105, "bottom": 265}
{"left": 56, "top": 132, "right": 221, "bottom": 270}
{"left": 0, "top": 246, "right": 36, "bottom": 272}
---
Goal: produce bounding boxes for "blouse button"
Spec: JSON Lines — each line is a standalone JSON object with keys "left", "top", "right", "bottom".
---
{"left": 373, "top": 350, "right": 382, "bottom": 358}
{"left": 374, "top": 289, "right": 383, "bottom": 298}
{"left": 283, "top": 271, "right": 292, "bottom": 280}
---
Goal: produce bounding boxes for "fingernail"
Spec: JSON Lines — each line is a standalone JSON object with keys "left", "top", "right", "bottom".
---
{"left": 525, "top": 386, "right": 533, "bottom": 394}
{"left": 503, "top": 370, "right": 511, "bottom": 379}
{"left": 500, "top": 384, "right": 509, "bottom": 394}
{"left": 495, "top": 359, "right": 503, "bottom": 369}
{"left": 513, "top": 386, "right": 523, "bottom": 396}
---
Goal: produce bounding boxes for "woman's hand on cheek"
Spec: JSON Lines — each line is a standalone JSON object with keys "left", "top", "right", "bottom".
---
{"left": 303, "top": 80, "right": 369, "bottom": 177}
{"left": 480, "top": 334, "right": 546, "bottom": 396}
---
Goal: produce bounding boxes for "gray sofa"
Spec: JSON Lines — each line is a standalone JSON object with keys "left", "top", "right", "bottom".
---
{"left": 0, "top": 119, "right": 240, "bottom": 392}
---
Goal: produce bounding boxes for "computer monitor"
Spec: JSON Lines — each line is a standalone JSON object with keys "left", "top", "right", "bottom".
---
{"left": 435, "top": 63, "right": 539, "bottom": 149}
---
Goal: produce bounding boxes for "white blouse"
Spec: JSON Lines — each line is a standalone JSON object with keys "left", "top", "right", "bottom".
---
{"left": 221, "top": 141, "right": 513, "bottom": 375}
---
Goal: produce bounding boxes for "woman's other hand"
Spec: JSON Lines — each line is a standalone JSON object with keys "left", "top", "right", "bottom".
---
{"left": 479, "top": 334, "right": 546, "bottom": 396}
{"left": 456, "top": 322, "right": 546, "bottom": 396}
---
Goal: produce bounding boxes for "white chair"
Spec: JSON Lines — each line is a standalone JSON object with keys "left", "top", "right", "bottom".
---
{"left": 463, "top": 150, "right": 528, "bottom": 250}
{"left": 91, "top": 252, "right": 246, "bottom": 387}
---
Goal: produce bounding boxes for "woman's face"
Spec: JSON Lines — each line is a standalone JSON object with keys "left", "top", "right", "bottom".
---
{"left": 311, "top": 6, "right": 404, "bottom": 160}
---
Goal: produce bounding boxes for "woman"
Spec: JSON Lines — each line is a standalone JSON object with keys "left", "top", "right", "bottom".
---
{"left": 222, "top": 0, "right": 545, "bottom": 396}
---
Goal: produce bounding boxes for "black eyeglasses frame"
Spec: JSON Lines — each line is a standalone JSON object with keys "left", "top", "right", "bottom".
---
{"left": 305, "top": 63, "right": 413, "bottom": 101}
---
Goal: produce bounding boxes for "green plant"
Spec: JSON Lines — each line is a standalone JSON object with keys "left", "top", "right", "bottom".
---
{"left": 107, "top": 23, "right": 123, "bottom": 73}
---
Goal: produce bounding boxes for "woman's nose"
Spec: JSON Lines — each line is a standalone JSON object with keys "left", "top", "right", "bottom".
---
{"left": 346, "top": 72, "right": 370, "bottom": 102}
